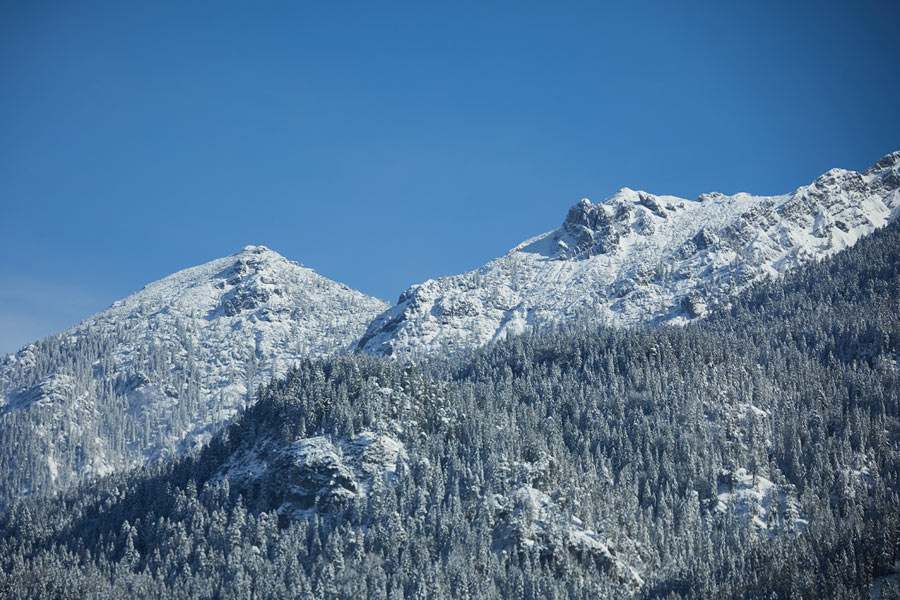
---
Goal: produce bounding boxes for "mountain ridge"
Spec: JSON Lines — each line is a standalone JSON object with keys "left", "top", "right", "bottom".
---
{"left": 1, "top": 150, "right": 897, "bottom": 504}
{"left": 5, "top": 213, "right": 900, "bottom": 597}
{"left": 358, "top": 150, "right": 900, "bottom": 357}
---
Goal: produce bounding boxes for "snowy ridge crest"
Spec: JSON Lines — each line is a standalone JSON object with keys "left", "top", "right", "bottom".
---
{"left": 358, "top": 151, "right": 900, "bottom": 357}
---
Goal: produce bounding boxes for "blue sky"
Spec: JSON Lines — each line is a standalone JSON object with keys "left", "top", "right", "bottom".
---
{"left": 2, "top": 0, "right": 899, "bottom": 354}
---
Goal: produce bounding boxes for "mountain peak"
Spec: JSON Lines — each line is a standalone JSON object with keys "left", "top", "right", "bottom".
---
{"left": 564, "top": 197, "right": 600, "bottom": 227}
{"left": 358, "top": 153, "right": 900, "bottom": 358}
{"left": 866, "top": 149, "right": 900, "bottom": 173}
{"left": 232, "top": 244, "right": 295, "bottom": 269}
{"left": 236, "top": 244, "right": 282, "bottom": 258}
{"left": 0, "top": 248, "right": 390, "bottom": 502}
{"left": 609, "top": 187, "right": 639, "bottom": 201}
{"left": 864, "top": 150, "right": 900, "bottom": 191}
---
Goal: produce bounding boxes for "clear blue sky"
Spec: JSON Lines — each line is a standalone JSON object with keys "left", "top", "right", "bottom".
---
{"left": 2, "top": 0, "right": 899, "bottom": 355}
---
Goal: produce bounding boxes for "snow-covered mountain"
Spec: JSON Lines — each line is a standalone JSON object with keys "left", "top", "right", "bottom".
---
{"left": 2, "top": 152, "right": 898, "bottom": 504}
{"left": 0, "top": 245, "right": 388, "bottom": 502}
{"left": 359, "top": 151, "right": 900, "bottom": 357}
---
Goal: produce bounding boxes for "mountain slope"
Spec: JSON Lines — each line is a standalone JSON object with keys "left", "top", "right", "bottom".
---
{"left": 3, "top": 217, "right": 900, "bottom": 598}
{"left": 0, "top": 245, "right": 389, "bottom": 504}
{"left": 359, "top": 151, "right": 900, "bottom": 357}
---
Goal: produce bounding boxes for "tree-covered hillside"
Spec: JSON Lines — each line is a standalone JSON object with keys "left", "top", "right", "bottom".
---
{"left": 2, "top": 221, "right": 900, "bottom": 599}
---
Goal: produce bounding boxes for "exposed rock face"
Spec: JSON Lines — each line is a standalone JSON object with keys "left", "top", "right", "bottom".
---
{"left": 489, "top": 484, "right": 646, "bottom": 589}
{"left": 693, "top": 228, "right": 718, "bottom": 250}
{"left": 563, "top": 198, "right": 620, "bottom": 255}
{"left": 359, "top": 151, "right": 900, "bottom": 358}
{"left": 682, "top": 292, "right": 708, "bottom": 319}
{"left": 0, "top": 246, "right": 389, "bottom": 503}
{"left": 713, "top": 468, "right": 808, "bottom": 534}
{"left": 219, "top": 431, "right": 407, "bottom": 520}
{"left": 865, "top": 150, "right": 900, "bottom": 191}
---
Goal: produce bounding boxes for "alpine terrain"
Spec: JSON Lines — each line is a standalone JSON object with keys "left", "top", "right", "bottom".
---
{"left": 359, "top": 151, "right": 900, "bottom": 357}
{"left": 1, "top": 152, "right": 900, "bottom": 599}
{"left": 2, "top": 211, "right": 900, "bottom": 598}
{"left": 0, "top": 245, "right": 388, "bottom": 504}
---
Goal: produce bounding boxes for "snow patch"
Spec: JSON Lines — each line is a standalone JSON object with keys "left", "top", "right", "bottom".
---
{"left": 714, "top": 467, "right": 808, "bottom": 533}
{"left": 219, "top": 431, "right": 407, "bottom": 519}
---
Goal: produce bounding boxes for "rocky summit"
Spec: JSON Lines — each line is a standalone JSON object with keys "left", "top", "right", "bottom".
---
{"left": 357, "top": 151, "right": 900, "bottom": 357}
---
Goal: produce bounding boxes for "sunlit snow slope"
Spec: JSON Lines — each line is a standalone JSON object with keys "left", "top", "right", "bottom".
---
{"left": 0, "top": 246, "right": 388, "bottom": 502}
{"left": 359, "top": 151, "right": 900, "bottom": 357}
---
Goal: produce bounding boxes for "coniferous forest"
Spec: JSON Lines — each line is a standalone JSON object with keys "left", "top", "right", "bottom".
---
{"left": 0, "top": 221, "right": 899, "bottom": 598}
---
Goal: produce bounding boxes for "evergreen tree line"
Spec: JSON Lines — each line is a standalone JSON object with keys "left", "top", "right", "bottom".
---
{"left": 2, "top": 220, "right": 900, "bottom": 598}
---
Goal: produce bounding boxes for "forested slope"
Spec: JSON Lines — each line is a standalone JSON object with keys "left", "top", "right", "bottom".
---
{"left": 2, "top": 222, "right": 899, "bottom": 598}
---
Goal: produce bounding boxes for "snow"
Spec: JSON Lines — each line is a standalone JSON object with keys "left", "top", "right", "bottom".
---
{"left": 2, "top": 151, "right": 898, "bottom": 502}
{"left": 714, "top": 467, "right": 808, "bottom": 533}
{"left": 0, "top": 245, "right": 389, "bottom": 498}
{"left": 218, "top": 430, "right": 408, "bottom": 518}
{"left": 491, "top": 484, "right": 646, "bottom": 588}
{"left": 359, "top": 152, "right": 900, "bottom": 357}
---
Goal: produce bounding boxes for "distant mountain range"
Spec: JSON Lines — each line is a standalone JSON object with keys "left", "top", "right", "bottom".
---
{"left": 1, "top": 150, "right": 897, "bottom": 503}
{"left": 359, "top": 150, "right": 900, "bottom": 356}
